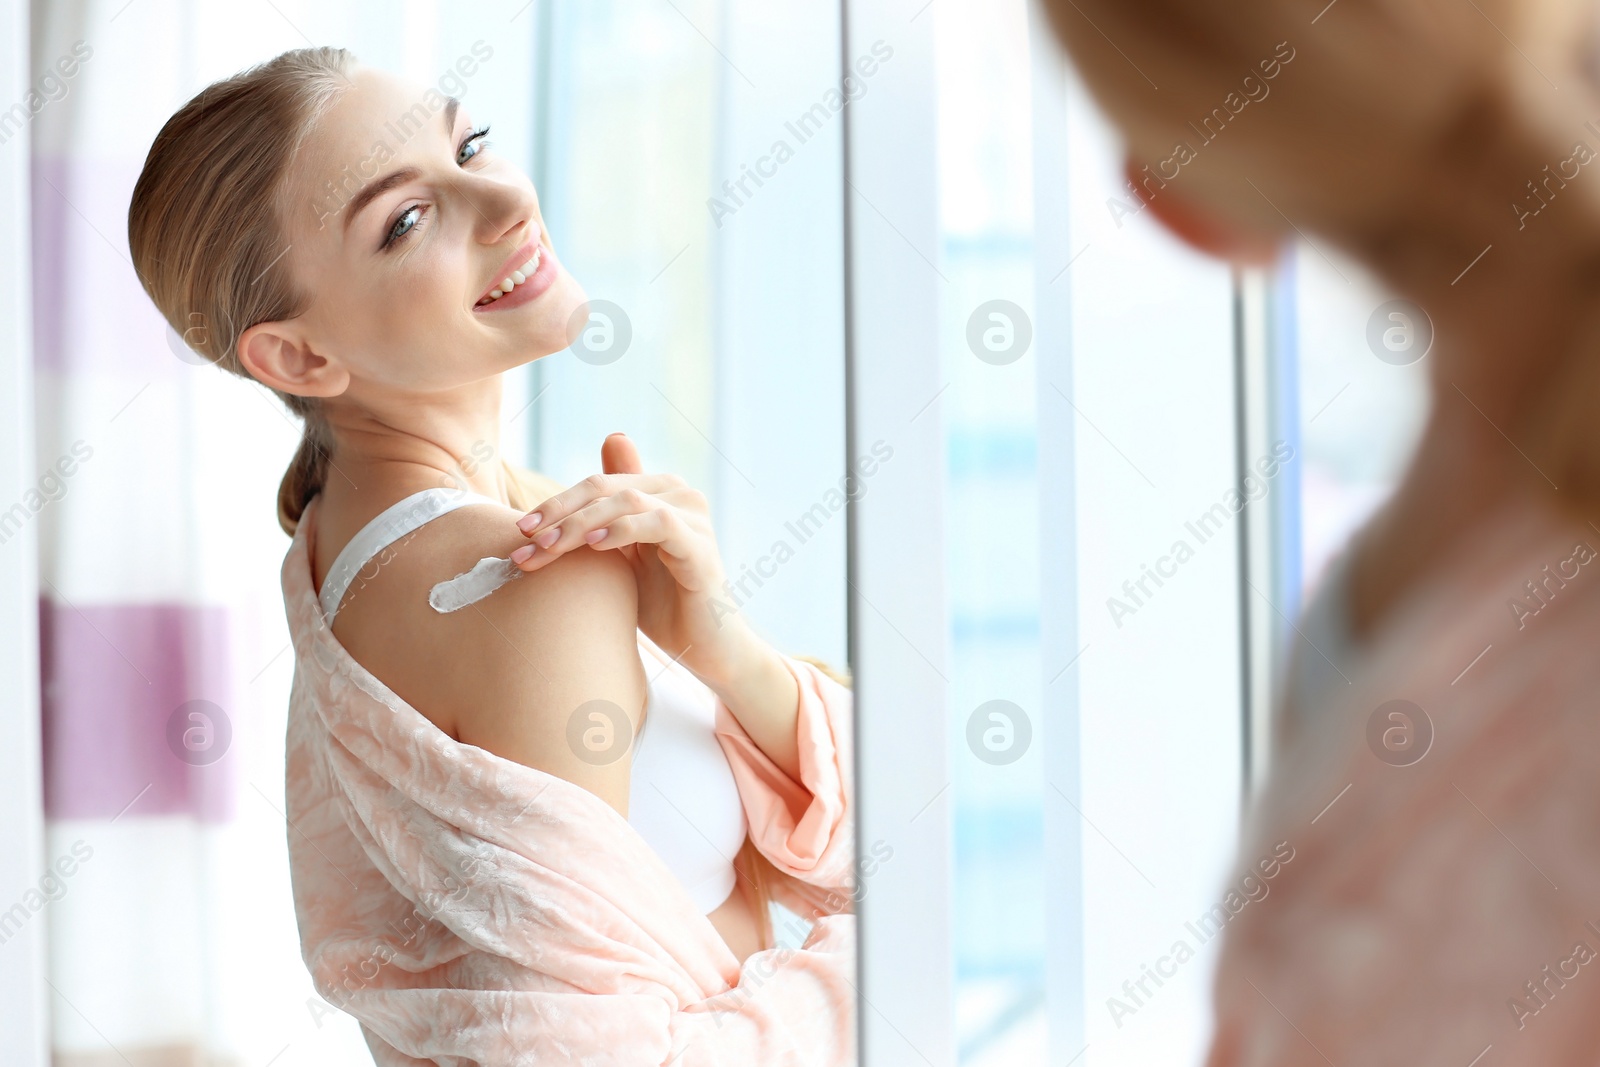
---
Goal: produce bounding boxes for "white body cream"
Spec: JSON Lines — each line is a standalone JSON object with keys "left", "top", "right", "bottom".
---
{"left": 429, "top": 555, "right": 524, "bottom": 613}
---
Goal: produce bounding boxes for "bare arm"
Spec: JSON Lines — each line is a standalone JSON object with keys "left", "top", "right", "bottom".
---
{"left": 507, "top": 445, "right": 809, "bottom": 785}
{"left": 690, "top": 620, "right": 803, "bottom": 783}
{"left": 333, "top": 504, "right": 648, "bottom": 818}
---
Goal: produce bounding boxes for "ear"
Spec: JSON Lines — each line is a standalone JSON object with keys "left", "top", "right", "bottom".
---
{"left": 1125, "top": 158, "right": 1281, "bottom": 267}
{"left": 237, "top": 321, "right": 348, "bottom": 399}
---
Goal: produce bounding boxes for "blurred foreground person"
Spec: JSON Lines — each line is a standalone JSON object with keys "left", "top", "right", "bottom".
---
{"left": 1043, "top": 1, "right": 1600, "bottom": 1063}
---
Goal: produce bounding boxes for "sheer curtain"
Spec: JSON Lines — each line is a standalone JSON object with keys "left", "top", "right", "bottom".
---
{"left": 3, "top": 0, "right": 46, "bottom": 1059}
{"left": 34, "top": 1, "right": 337, "bottom": 1062}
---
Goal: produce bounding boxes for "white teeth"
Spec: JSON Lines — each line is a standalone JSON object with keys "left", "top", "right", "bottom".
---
{"left": 477, "top": 249, "right": 544, "bottom": 307}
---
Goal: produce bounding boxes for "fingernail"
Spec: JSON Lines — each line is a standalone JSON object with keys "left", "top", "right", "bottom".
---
{"left": 585, "top": 527, "right": 609, "bottom": 544}
{"left": 511, "top": 544, "right": 535, "bottom": 564}
{"left": 535, "top": 527, "right": 561, "bottom": 549}
{"left": 517, "top": 512, "right": 542, "bottom": 535}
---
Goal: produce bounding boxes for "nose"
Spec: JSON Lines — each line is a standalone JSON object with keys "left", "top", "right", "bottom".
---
{"left": 466, "top": 171, "right": 541, "bottom": 251}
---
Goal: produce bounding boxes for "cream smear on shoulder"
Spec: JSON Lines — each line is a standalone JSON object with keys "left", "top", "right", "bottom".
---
{"left": 428, "top": 556, "right": 524, "bottom": 613}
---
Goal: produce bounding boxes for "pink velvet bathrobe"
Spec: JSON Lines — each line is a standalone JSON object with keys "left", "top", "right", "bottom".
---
{"left": 279, "top": 495, "right": 858, "bottom": 1066}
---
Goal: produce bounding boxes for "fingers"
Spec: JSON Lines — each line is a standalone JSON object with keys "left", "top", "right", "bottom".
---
{"left": 516, "top": 470, "right": 687, "bottom": 537}
{"left": 513, "top": 486, "right": 667, "bottom": 571}
{"left": 588, "top": 506, "right": 698, "bottom": 560}
{"left": 601, "top": 432, "right": 643, "bottom": 476}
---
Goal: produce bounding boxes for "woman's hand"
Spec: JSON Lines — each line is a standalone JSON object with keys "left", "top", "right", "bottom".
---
{"left": 510, "top": 432, "right": 804, "bottom": 781}
{"left": 510, "top": 432, "right": 745, "bottom": 682}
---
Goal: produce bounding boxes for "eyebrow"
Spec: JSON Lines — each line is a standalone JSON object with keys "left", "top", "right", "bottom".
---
{"left": 342, "top": 97, "right": 462, "bottom": 238}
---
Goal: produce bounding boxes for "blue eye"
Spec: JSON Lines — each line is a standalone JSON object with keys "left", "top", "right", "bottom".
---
{"left": 457, "top": 125, "right": 491, "bottom": 165}
{"left": 385, "top": 205, "right": 422, "bottom": 247}
{"left": 379, "top": 126, "right": 491, "bottom": 251}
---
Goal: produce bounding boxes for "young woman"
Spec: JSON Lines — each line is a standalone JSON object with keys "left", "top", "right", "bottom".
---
{"left": 1042, "top": 0, "right": 1600, "bottom": 1062}
{"left": 128, "top": 47, "right": 857, "bottom": 1064}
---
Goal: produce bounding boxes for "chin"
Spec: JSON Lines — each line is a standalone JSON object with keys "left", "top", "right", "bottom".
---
{"left": 506, "top": 273, "right": 589, "bottom": 365}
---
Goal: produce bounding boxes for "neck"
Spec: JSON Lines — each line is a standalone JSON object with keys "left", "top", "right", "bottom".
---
{"left": 1334, "top": 96, "right": 1600, "bottom": 638}
{"left": 1344, "top": 403, "right": 1528, "bottom": 640}
{"left": 1340, "top": 263, "right": 1600, "bottom": 640}
{"left": 319, "top": 374, "right": 515, "bottom": 505}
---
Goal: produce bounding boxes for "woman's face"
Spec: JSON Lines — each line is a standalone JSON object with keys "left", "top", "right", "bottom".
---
{"left": 1036, "top": 0, "right": 1598, "bottom": 260}
{"left": 275, "top": 65, "right": 585, "bottom": 398}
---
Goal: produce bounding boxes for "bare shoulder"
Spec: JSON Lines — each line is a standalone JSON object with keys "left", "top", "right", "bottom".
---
{"left": 332, "top": 500, "right": 646, "bottom": 815}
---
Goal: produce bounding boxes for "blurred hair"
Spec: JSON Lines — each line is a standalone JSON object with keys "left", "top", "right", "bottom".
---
{"left": 1039, "top": 0, "right": 1600, "bottom": 504}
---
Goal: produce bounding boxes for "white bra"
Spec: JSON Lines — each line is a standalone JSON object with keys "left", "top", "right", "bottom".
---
{"left": 317, "top": 486, "right": 749, "bottom": 914}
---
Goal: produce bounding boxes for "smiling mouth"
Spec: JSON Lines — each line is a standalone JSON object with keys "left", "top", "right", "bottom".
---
{"left": 475, "top": 245, "right": 545, "bottom": 308}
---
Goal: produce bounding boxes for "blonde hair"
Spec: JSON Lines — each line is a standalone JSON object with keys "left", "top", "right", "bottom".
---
{"left": 129, "top": 46, "right": 354, "bottom": 537}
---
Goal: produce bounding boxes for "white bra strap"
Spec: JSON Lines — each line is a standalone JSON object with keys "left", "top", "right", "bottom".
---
{"left": 319, "top": 486, "right": 508, "bottom": 624}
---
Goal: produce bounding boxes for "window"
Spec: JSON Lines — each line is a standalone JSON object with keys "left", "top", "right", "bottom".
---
{"left": 848, "top": 3, "right": 1267, "bottom": 1062}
